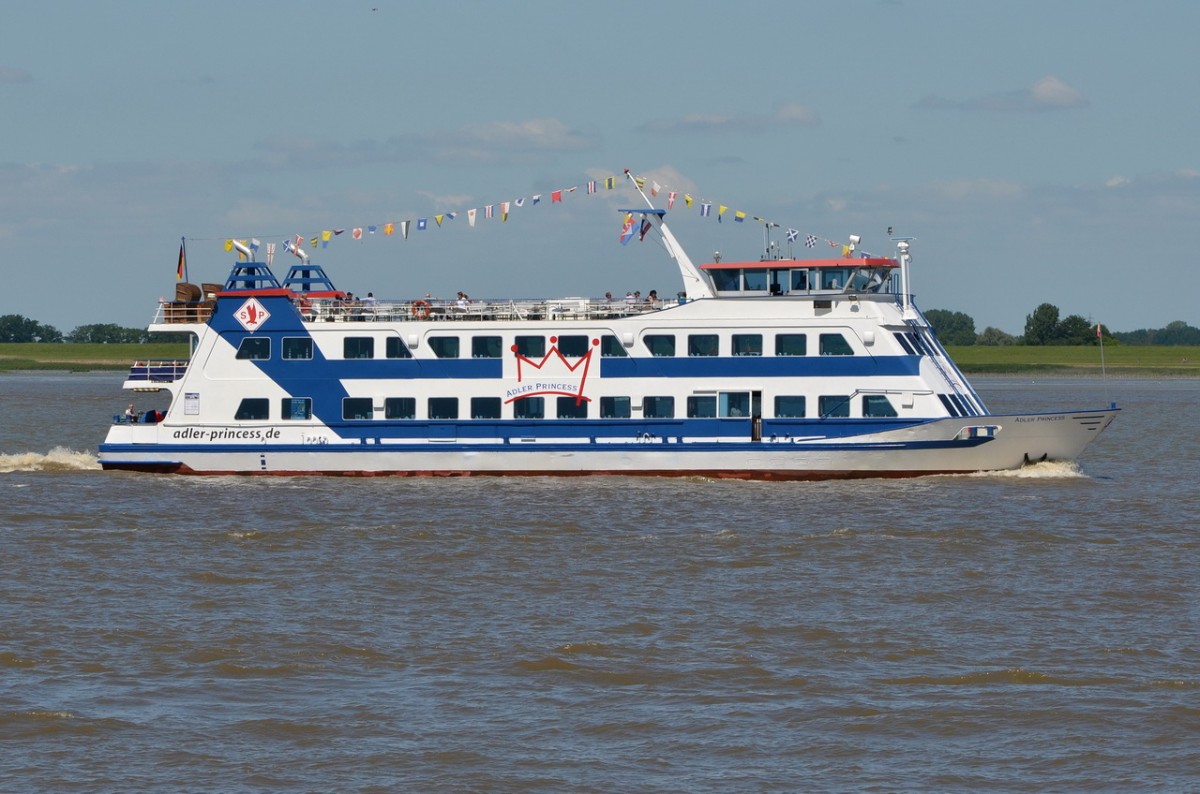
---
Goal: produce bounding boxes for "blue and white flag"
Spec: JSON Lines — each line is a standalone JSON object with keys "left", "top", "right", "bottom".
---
{"left": 805, "top": 234, "right": 817, "bottom": 248}
{"left": 786, "top": 228, "right": 799, "bottom": 243}
{"left": 700, "top": 203, "right": 712, "bottom": 217}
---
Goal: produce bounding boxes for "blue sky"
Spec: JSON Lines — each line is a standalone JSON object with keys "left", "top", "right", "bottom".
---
{"left": 3, "top": 0, "right": 1197, "bottom": 335}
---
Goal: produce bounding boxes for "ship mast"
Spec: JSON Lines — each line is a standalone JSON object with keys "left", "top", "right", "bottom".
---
{"left": 623, "top": 170, "right": 715, "bottom": 300}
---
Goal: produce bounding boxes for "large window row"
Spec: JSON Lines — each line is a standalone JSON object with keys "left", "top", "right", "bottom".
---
{"left": 235, "top": 332, "right": 863, "bottom": 361}
{"left": 232, "top": 393, "right": 899, "bottom": 422}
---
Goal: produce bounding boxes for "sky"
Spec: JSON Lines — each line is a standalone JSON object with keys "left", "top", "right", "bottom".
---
{"left": 3, "top": 0, "right": 1198, "bottom": 336}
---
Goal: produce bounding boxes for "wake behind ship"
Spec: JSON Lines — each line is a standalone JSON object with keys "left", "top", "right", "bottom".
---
{"left": 99, "top": 174, "right": 1117, "bottom": 478}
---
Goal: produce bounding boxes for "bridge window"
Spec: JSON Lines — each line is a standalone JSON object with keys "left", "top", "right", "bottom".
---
{"left": 557, "top": 396, "right": 588, "bottom": 419}
{"left": 513, "top": 396, "right": 544, "bottom": 419}
{"left": 732, "top": 334, "right": 762, "bottom": 356}
{"left": 775, "top": 395, "right": 806, "bottom": 417}
{"left": 236, "top": 337, "right": 271, "bottom": 360}
{"left": 819, "top": 333, "right": 854, "bottom": 356}
{"left": 644, "top": 334, "right": 675, "bottom": 357}
{"left": 821, "top": 269, "right": 846, "bottom": 290}
{"left": 818, "top": 395, "right": 851, "bottom": 418}
{"left": 428, "top": 336, "right": 460, "bottom": 358}
{"left": 790, "top": 270, "right": 810, "bottom": 291}
{"left": 775, "top": 333, "right": 807, "bottom": 356}
{"left": 342, "top": 397, "right": 373, "bottom": 420}
{"left": 234, "top": 398, "right": 269, "bottom": 420}
{"left": 471, "top": 336, "right": 502, "bottom": 358}
{"left": 600, "top": 396, "right": 631, "bottom": 418}
{"left": 743, "top": 269, "right": 768, "bottom": 291}
{"left": 282, "top": 337, "right": 312, "bottom": 360}
{"left": 514, "top": 335, "right": 545, "bottom": 357}
{"left": 710, "top": 269, "right": 739, "bottom": 291}
{"left": 643, "top": 396, "right": 675, "bottom": 418}
{"left": 687, "top": 334, "right": 719, "bottom": 357}
{"left": 385, "top": 397, "right": 415, "bottom": 419}
{"left": 344, "top": 337, "right": 374, "bottom": 359}
{"left": 687, "top": 396, "right": 716, "bottom": 418}
{"left": 428, "top": 397, "right": 458, "bottom": 420}
{"left": 386, "top": 337, "right": 413, "bottom": 359}
{"left": 471, "top": 397, "right": 502, "bottom": 419}
{"left": 281, "top": 397, "right": 311, "bottom": 420}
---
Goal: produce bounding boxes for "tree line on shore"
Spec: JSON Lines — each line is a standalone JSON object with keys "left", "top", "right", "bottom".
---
{"left": 2, "top": 304, "right": 1198, "bottom": 346}
{"left": 0, "top": 316, "right": 178, "bottom": 344}
{"left": 919, "top": 303, "right": 1198, "bottom": 346}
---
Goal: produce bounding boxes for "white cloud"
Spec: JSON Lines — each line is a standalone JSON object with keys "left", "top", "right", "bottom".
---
{"left": 638, "top": 103, "right": 821, "bottom": 134}
{"left": 0, "top": 66, "right": 32, "bottom": 84}
{"left": 914, "top": 76, "right": 1088, "bottom": 113}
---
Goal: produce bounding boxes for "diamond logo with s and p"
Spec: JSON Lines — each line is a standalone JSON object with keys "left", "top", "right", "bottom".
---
{"left": 235, "top": 297, "right": 271, "bottom": 332}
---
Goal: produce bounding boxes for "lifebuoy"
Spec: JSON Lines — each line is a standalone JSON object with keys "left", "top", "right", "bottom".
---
{"left": 411, "top": 299, "right": 431, "bottom": 320}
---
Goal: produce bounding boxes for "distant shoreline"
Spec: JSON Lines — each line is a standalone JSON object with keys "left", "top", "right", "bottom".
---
{"left": 3, "top": 342, "right": 1198, "bottom": 378}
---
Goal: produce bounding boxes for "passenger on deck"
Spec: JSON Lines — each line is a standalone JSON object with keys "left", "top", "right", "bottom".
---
{"left": 646, "top": 289, "right": 658, "bottom": 305}
{"left": 124, "top": 404, "right": 137, "bottom": 424}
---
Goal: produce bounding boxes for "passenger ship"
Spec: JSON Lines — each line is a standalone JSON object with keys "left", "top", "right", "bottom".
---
{"left": 98, "top": 182, "right": 1117, "bottom": 478}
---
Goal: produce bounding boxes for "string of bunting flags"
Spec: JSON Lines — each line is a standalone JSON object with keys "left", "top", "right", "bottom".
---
{"left": 217, "top": 171, "right": 866, "bottom": 264}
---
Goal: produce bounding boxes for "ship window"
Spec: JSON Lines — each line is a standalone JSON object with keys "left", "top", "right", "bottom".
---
{"left": 600, "top": 396, "right": 631, "bottom": 418}
{"left": 282, "top": 337, "right": 312, "bottom": 360}
{"left": 819, "top": 333, "right": 854, "bottom": 356}
{"left": 281, "top": 397, "right": 312, "bottom": 420}
{"left": 236, "top": 337, "right": 271, "bottom": 360}
{"left": 471, "top": 336, "right": 502, "bottom": 358}
{"left": 556, "top": 335, "right": 590, "bottom": 358}
{"left": 687, "top": 334, "right": 719, "bottom": 357}
{"left": 893, "top": 333, "right": 916, "bottom": 355}
{"left": 687, "top": 396, "right": 716, "bottom": 418}
{"left": 710, "top": 269, "right": 739, "bottom": 291}
{"left": 557, "top": 396, "right": 588, "bottom": 419}
{"left": 643, "top": 396, "right": 675, "bottom": 418}
{"left": 775, "top": 333, "right": 807, "bottom": 356}
{"left": 428, "top": 336, "right": 460, "bottom": 359}
{"left": 822, "top": 269, "right": 846, "bottom": 290}
{"left": 743, "top": 269, "right": 768, "bottom": 291}
{"left": 732, "top": 334, "right": 762, "bottom": 356}
{"left": 599, "top": 335, "right": 628, "bottom": 357}
{"left": 386, "top": 337, "right": 413, "bottom": 359}
{"left": 818, "top": 395, "right": 851, "bottom": 418}
{"left": 775, "top": 395, "right": 806, "bottom": 417}
{"left": 428, "top": 397, "right": 458, "bottom": 420}
{"left": 863, "top": 395, "right": 898, "bottom": 418}
{"left": 344, "top": 337, "right": 374, "bottom": 359}
{"left": 234, "top": 398, "right": 269, "bottom": 420}
{"left": 513, "top": 396, "right": 544, "bottom": 419}
{"left": 471, "top": 397, "right": 502, "bottom": 419}
{"left": 342, "top": 397, "right": 373, "bottom": 420}
{"left": 514, "top": 335, "right": 544, "bottom": 357}
{"left": 906, "top": 332, "right": 930, "bottom": 356}
{"left": 385, "top": 397, "right": 416, "bottom": 419}
{"left": 644, "top": 334, "right": 675, "bottom": 357}
{"left": 790, "top": 270, "right": 810, "bottom": 291}
{"left": 720, "top": 392, "right": 751, "bottom": 418}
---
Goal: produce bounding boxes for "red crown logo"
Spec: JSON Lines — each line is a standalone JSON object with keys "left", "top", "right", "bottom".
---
{"left": 507, "top": 335, "right": 599, "bottom": 406}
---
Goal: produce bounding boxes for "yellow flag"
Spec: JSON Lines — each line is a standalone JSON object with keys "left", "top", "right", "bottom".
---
{"left": 224, "top": 239, "right": 234, "bottom": 252}
{"left": 684, "top": 194, "right": 693, "bottom": 208}
{"left": 384, "top": 222, "right": 394, "bottom": 236}
{"left": 322, "top": 230, "right": 332, "bottom": 242}
{"left": 435, "top": 215, "right": 444, "bottom": 227}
